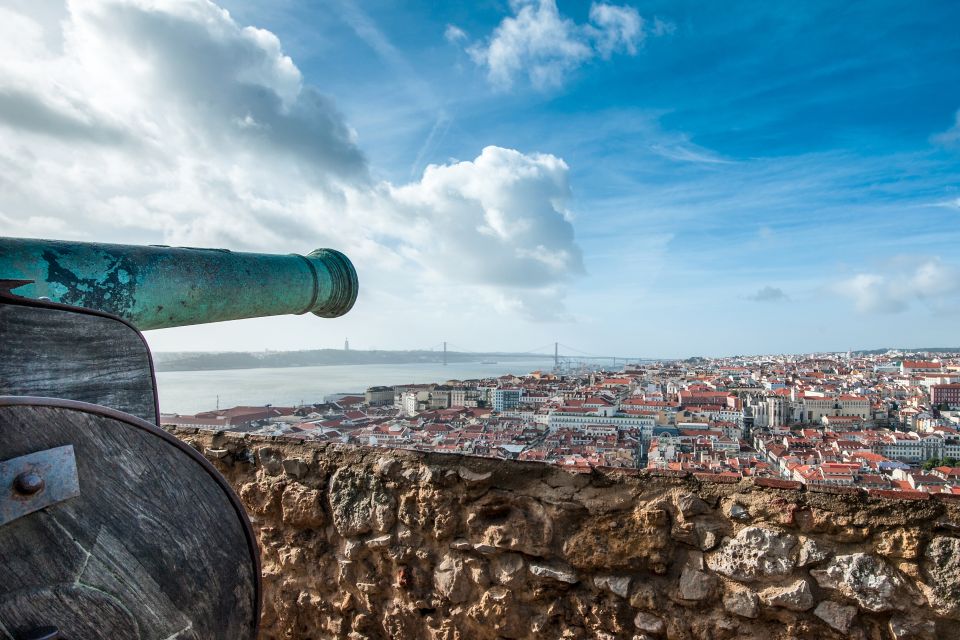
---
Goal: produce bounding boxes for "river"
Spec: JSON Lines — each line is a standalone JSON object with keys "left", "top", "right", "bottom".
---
{"left": 155, "top": 358, "right": 558, "bottom": 414}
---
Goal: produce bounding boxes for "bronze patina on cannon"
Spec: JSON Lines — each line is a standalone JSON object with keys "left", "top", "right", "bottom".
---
{"left": 0, "top": 237, "right": 359, "bottom": 639}
{"left": 1, "top": 238, "right": 358, "bottom": 329}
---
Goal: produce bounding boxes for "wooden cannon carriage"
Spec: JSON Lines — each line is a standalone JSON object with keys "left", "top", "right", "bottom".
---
{"left": 0, "top": 238, "right": 358, "bottom": 639}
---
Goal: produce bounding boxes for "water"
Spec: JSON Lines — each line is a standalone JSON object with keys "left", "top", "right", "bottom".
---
{"left": 156, "top": 359, "right": 557, "bottom": 414}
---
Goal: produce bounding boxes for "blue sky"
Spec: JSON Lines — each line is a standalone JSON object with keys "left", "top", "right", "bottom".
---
{"left": 226, "top": 0, "right": 960, "bottom": 354}
{"left": 2, "top": 0, "right": 959, "bottom": 356}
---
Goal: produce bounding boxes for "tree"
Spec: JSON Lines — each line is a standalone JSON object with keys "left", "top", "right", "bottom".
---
{"left": 922, "top": 457, "right": 957, "bottom": 471}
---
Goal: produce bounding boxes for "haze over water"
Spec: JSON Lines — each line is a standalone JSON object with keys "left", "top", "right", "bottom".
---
{"left": 156, "top": 359, "right": 556, "bottom": 414}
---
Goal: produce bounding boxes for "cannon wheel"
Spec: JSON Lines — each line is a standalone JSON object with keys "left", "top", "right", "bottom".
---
{"left": 0, "top": 397, "right": 260, "bottom": 640}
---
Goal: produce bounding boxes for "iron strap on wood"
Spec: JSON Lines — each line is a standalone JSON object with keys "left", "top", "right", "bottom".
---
{"left": 0, "top": 445, "right": 80, "bottom": 527}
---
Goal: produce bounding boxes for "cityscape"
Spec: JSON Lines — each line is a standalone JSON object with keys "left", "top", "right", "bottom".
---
{"left": 4, "top": 0, "right": 960, "bottom": 637}
{"left": 163, "top": 349, "right": 960, "bottom": 495}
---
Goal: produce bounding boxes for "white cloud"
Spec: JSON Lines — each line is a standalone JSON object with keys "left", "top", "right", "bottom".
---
{"left": 466, "top": 0, "right": 666, "bottom": 90}
{"left": 387, "top": 146, "right": 584, "bottom": 289}
{"left": 932, "top": 109, "right": 960, "bottom": 147}
{"left": 833, "top": 258, "right": 960, "bottom": 314}
{"left": 587, "top": 3, "right": 643, "bottom": 57}
{"left": 0, "top": 0, "right": 584, "bottom": 324}
{"left": 444, "top": 24, "right": 467, "bottom": 43}
{"left": 648, "top": 141, "right": 735, "bottom": 165}
{"left": 467, "top": 0, "right": 591, "bottom": 90}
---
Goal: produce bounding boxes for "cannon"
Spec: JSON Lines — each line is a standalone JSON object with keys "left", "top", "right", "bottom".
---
{"left": 0, "top": 237, "right": 358, "bottom": 329}
{"left": 0, "top": 237, "right": 360, "bottom": 639}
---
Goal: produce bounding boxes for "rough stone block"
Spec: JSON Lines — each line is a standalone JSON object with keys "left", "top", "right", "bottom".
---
{"left": 457, "top": 466, "right": 492, "bottom": 483}
{"left": 434, "top": 554, "right": 472, "bottom": 603}
{"left": 797, "top": 537, "right": 832, "bottom": 567}
{"left": 633, "top": 612, "right": 665, "bottom": 635}
{"left": 814, "top": 601, "right": 857, "bottom": 633}
{"left": 329, "top": 466, "right": 396, "bottom": 537}
{"left": 922, "top": 536, "right": 960, "bottom": 617}
{"left": 889, "top": 615, "right": 937, "bottom": 640}
{"left": 466, "top": 493, "right": 553, "bottom": 557}
{"left": 723, "top": 587, "right": 759, "bottom": 618}
{"left": 564, "top": 505, "right": 673, "bottom": 573}
{"left": 675, "top": 493, "right": 710, "bottom": 518}
{"left": 528, "top": 561, "right": 578, "bottom": 584}
{"left": 877, "top": 528, "right": 922, "bottom": 560}
{"left": 257, "top": 446, "right": 284, "bottom": 476}
{"left": 594, "top": 574, "right": 631, "bottom": 599}
{"left": 280, "top": 482, "right": 325, "bottom": 529}
{"left": 706, "top": 526, "right": 797, "bottom": 582}
{"left": 811, "top": 553, "right": 914, "bottom": 612}
{"left": 677, "top": 567, "right": 716, "bottom": 602}
{"left": 759, "top": 579, "right": 814, "bottom": 612}
{"left": 490, "top": 553, "right": 526, "bottom": 588}
{"left": 281, "top": 457, "right": 309, "bottom": 479}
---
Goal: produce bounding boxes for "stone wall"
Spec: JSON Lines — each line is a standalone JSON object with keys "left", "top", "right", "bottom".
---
{"left": 168, "top": 428, "right": 960, "bottom": 640}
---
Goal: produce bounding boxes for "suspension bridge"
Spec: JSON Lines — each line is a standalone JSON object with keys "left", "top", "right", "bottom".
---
{"left": 412, "top": 341, "right": 651, "bottom": 370}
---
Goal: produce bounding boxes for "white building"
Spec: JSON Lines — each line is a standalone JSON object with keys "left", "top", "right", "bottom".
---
{"left": 801, "top": 394, "right": 870, "bottom": 423}
{"left": 493, "top": 388, "right": 522, "bottom": 412}
{"left": 400, "top": 391, "right": 420, "bottom": 417}
{"left": 547, "top": 412, "right": 655, "bottom": 439}
{"left": 877, "top": 433, "right": 950, "bottom": 464}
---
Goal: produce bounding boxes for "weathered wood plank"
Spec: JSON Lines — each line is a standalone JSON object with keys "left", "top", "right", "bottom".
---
{"left": 0, "top": 585, "right": 140, "bottom": 639}
{"left": 0, "top": 300, "right": 158, "bottom": 423}
{"left": 0, "top": 400, "right": 259, "bottom": 640}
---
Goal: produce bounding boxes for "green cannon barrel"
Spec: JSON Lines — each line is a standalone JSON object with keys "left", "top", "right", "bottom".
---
{"left": 0, "top": 237, "right": 358, "bottom": 330}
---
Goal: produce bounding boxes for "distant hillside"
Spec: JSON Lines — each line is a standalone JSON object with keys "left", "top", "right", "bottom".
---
{"left": 153, "top": 349, "right": 548, "bottom": 372}
{"left": 852, "top": 347, "right": 960, "bottom": 355}
{"left": 152, "top": 346, "right": 960, "bottom": 372}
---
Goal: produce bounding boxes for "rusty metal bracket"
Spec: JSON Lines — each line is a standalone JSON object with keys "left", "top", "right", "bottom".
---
{"left": 0, "top": 445, "right": 79, "bottom": 527}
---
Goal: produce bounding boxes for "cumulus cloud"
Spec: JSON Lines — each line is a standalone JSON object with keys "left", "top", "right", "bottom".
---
{"left": 0, "top": 0, "right": 584, "bottom": 321}
{"left": 0, "top": 86, "right": 129, "bottom": 144}
{"left": 388, "top": 146, "right": 583, "bottom": 287}
{"left": 747, "top": 286, "right": 787, "bottom": 302}
{"left": 465, "top": 0, "right": 668, "bottom": 89}
{"left": 833, "top": 258, "right": 960, "bottom": 314}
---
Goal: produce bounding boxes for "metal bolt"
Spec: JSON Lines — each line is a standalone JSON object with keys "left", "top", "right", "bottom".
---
{"left": 20, "top": 627, "right": 59, "bottom": 640}
{"left": 13, "top": 471, "right": 44, "bottom": 496}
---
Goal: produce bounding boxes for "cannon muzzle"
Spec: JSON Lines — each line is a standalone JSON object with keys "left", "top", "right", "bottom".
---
{"left": 0, "top": 237, "right": 358, "bottom": 330}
